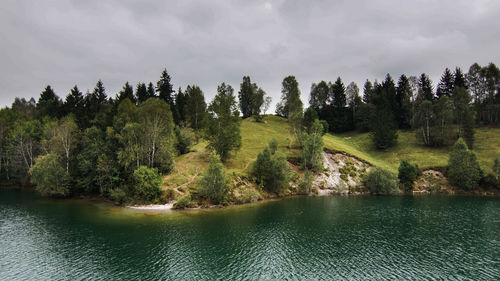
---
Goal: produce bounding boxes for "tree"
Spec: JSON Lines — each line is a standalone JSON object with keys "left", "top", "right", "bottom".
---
{"left": 64, "top": 85, "right": 84, "bottom": 116}
{"left": 365, "top": 168, "right": 399, "bottom": 195}
{"left": 114, "top": 98, "right": 138, "bottom": 132}
{"left": 309, "top": 81, "right": 330, "bottom": 112}
{"left": 396, "top": 75, "right": 412, "bottom": 128}
{"left": 37, "top": 85, "right": 62, "bottom": 118}
{"left": 251, "top": 147, "right": 290, "bottom": 193}
{"left": 117, "top": 82, "right": 135, "bottom": 104}
{"left": 198, "top": 152, "right": 228, "bottom": 204}
{"left": 77, "top": 126, "right": 108, "bottom": 193}
{"left": 452, "top": 86, "right": 473, "bottom": 138}
{"left": 279, "top": 76, "right": 303, "bottom": 143}
{"left": 175, "top": 126, "right": 194, "bottom": 155}
{"left": 346, "top": 81, "right": 361, "bottom": 126}
{"left": 184, "top": 85, "right": 207, "bottom": 130}
{"left": 436, "top": 68, "right": 454, "bottom": 99}
{"left": 132, "top": 166, "right": 162, "bottom": 202}
{"left": 251, "top": 87, "right": 265, "bottom": 121}
{"left": 301, "top": 119, "right": 324, "bottom": 171}
{"left": 448, "top": 138, "right": 481, "bottom": 190}
{"left": 118, "top": 122, "right": 144, "bottom": 171}
{"left": 147, "top": 82, "right": 156, "bottom": 99}
{"left": 331, "top": 77, "right": 346, "bottom": 109}
{"left": 11, "top": 120, "right": 42, "bottom": 180}
{"left": 175, "top": 87, "right": 187, "bottom": 124}
{"left": 462, "top": 108, "right": 475, "bottom": 149}
{"left": 136, "top": 82, "right": 149, "bottom": 104}
{"left": 138, "top": 98, "right": 175, "bottom": 172}
{"left": 370, "top": 85, "right": 398, "bottom": 149}
{"left": 30, "top": 153, "right": 70, "bottom": 197}
{"left": 206, "top": 83, "right": 241, "bottom": 160}
{"left": 303, "top": 107, "right": 319, "bottom": 132}
{"left": 398, "top": 160, "right": 418, "bottom": 191}
{"left": 156, "top": 69, "right": 175, "bottom": 109}
{"left": 46, "top": 116, "right": 77, "bottom": 174}
{"left": 238, "top": 76, "right": 254, "bottom": 118}
{"left": 362, "top": 79, "right": 374, "bottom": 104}
{"left": 453, "top": 67, "right": 467, "bottom": 89}
{"left": 262, "top": 96, "right": 272, "bottom": 115}
{"left": 418, "top": 73, "right": 434, "bottom": 101}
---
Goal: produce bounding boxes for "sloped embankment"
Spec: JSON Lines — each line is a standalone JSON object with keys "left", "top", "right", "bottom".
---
{"left": 313, "top": 150, "right": 371, "bottom": 195}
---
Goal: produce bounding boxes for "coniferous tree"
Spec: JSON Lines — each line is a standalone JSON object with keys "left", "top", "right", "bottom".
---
{"left": 37, "top": 85, "right": 62, "bottom": 118}
{"left": 117, "top": 82, "right": 135, "bottom": 104}
{"left": 448, "top": 138, "right": 481, "bottom": 190}
{"left": 363, "top": 79, "right": 374, "bottom": 104}
{"left": 436, "top": 68, "right": 455, "bottom": 99}
{"left": 156, "top": 69, "right": 175, "bottom": 108}
{"left": 146, "top": 82, "right": 156, "bottom": 99}
{"left": 93, "top": 80, "right": 107, "bottom": 105}
{"left": 418, "top": 73, "right": 434, "bottom": 101}
{"left": 184, "top": 85, "right": 207, "bottom": 131}
{"left": 346, "top": 81, "right": 361, "bottom": 126}
{"left": 175, "top": 87, "right": 187, "bottom": 124}
{"left": 453, "top": 67, "right": 467, "bottom": 89}
{"left": 198, "top": 151, "right": 228, "bottom": 204}
{"left": 396, "top": 75, "right": 413, "bottom": 129}
{"left": 136, "top": 82, "right": 149, "bottom": 104}
{"left": 64, "top": 86, "right": 84, "bottom": 115}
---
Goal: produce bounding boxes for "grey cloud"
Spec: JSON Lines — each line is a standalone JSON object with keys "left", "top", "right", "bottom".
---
{"left": 1, "top": 0, "right": 499, "bottom": 108}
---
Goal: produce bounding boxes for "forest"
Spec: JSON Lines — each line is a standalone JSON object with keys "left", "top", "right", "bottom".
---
{"left": 1, "top": 62, "right": 500, "bottom": 204}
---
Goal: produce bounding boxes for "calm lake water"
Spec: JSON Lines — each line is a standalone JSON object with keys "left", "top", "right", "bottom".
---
{"left": 0, "top": 189, "right": 499, "bottom": 280}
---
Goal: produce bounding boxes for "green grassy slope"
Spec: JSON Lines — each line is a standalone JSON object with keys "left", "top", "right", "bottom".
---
{"left": 323, "top": 128, "right": 500, "bottom": 173}
{"left": 164, "top": 115, "right": 500, "bottom": 190}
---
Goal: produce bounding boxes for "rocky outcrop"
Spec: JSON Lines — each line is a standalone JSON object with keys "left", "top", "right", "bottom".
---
{"left": 313, "top": 151, "right": 371, "bottom": 195}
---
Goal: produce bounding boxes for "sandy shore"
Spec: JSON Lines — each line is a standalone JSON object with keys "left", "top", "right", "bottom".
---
{"left": 127, "top": 202, "right": 174, "bottom": 210}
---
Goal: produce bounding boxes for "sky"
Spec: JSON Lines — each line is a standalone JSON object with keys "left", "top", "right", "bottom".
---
{"left": 1, "top": 0, "right": 499, "bottom": 109}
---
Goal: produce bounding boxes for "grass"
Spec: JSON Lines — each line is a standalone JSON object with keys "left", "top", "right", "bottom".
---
{"left": 323, "top": 128, "right": 500, "bottom": 173}
{"left": 164, "top": 115, "right": 500, "bottom": 190}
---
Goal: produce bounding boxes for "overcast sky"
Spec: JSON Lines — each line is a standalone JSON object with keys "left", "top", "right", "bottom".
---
{"left": 1, "top": 0, "right": 499, "bottom": 108}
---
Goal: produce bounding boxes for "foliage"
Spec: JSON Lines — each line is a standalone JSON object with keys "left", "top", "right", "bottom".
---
{"left": 364, "top": 168, "right": 400, "bottom": 195}
{"left": 206, "top": 83, "right": 242, "bottom": 160}
{"left": 184, "top": 85, "right": 207, "bottom": 130}
{"left": 494, "top": 158, "right": 500, "bottom": 180}
{"left": 301, "top": 119, "right": 324, "bottom": 171}
{"left": 30, "top": 153, "right": 70, "bottom": 197}
{"left": 198, "top": 152, "right": 228, "bottom": 204}
{"left": 175, "top": 126, "right": 195, "bottom": 155}
{"left": 251, "top": 147, "right": 290, "bottom": 193}
{"left": 132, "top": 166, "right": 162, "bottom": 202}
{"left": 269, "top": 138, "right": 278, "bottom": 154}
{"left": 173, "top": 194, "right": 195, "bottom": 209}
{"left": 398, "top": 160, "right": 418, "bottom": 191}
{"left": 109, "top": 188, "right": 128, "bottom": 205}
{"left": 448, "top": 138, "right": 482, "bottom": 190}
{"left": 299, "top": 169, "right": 314, "bottom": 194}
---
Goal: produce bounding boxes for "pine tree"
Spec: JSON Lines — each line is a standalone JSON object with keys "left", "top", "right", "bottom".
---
{"left": 136, "top": 82, "right": 149, "bottom": 104}
{"left": 175, "top": 87, "right": 187, "bottom": 124}
{"left": 331, "top": 77, "right": 346, "bottom": 109}
{"left": 396, "top": 75, "right": 412, "bottom": 128}
{"left": 93, "top": 80, "right": 107, "bottom": 105}
{"left": 37, "top": 85, "right": 62, "bottom": 118}
{"left": 117, "top": 82, "right": 135, "bottom": 104}
{"left": 453, "top": 67, "right": 467, "bottom": 89}
{"left": 418, "top": 73, "right": 434, "bottom": 101}
{"left": 156, "top": 69, "right": 174, "bottom": 107}
{"left": 448, "top": 138, "right": 481, "bottom": 190}
{"left": 436, "top": 68, "right": 454, "bottom": 99}
{"left": 363, "top": 79, "right": 374, "bottom": 104}
{"left": 146, "top": 82, "right": 156, "bottom": 99}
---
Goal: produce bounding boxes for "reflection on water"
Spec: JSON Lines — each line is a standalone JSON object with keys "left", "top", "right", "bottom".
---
{"left": 1, "top": 189, "right": 499, "bottom": 280}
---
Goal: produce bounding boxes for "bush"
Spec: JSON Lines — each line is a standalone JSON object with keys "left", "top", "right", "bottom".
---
{"left": 109, "top": 188, "right": 128, "bottom": 205}
{"left": 235, "top": 188, "right": 261, "bottom": 204}
{"left": 30, "top": 153, "right": 70, "bottom": 197}
{"left": 364, "top": 168, "right": 400, "bottom": 195}
{"left": 251, "top": 148, "right": 290, "bottom": 193}
{"left": 398, "top": 160, "right": 418, "bottom": 191}
{"left": 299, "top": 170, "right": 314, "bottom": 194}
{"left": 173, "top": 194, "right": 195, "bottom": 209}
{"left": 132, "top": 166, "right": 162, "bottom": 202}
{"left": 198, "top": 152, "right": 229, "bottom": 204}
{"left": 448, "top": 138, "right": 482, "bottom": 190}
{"left": 175, "top": 126, "right": 195, "bottom": 155}
{"left": 269, "top": 138, "right": 278, "bottom": 154}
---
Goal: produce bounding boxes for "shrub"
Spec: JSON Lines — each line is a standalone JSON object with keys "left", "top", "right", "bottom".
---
{"left": 301, "top": 119, "right": 324, "bottom": 171}
{"left": 235, "top": 188, "right": 261, "bottom": 204}
{"left": 448, "top": 138, "right": 482, "bottom": 190}
{"left": 251, "top": 148, "right": 290, "bottom": 193}
{"left": 132, "top": 166, "right": 162, "bottom": 202}
{"left": 398, "top": 160, "right": 418, "bottom": 191}
{"left": 175, "top": 126, "right": 195, "bottom": 155}
{"left": 299, "top": 170, "right": 314, "bottom": 194}
{"left": 30, "top": 153, "right": 70, "bottom": 197}
{"left": 198, "top": 152, "right": 229, "bottom": 204}
{"left": 173, "top": 194, "right": 195, "bottom": 209}
{"left": 269, "top": 138, "right": 278, "bottom": 154}
{"left": 364, "top": 168, "right": 399, "bottom": 195}
{"left": 494, "top": 157, "right": 500, "bottom": 180}
{"left": 109, "top": 188, "right": 128, "bottom": 205}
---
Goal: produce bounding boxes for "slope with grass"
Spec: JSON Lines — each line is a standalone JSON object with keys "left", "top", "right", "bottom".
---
{"left": 163, "top": 115, "right": 500, "bottom": 196}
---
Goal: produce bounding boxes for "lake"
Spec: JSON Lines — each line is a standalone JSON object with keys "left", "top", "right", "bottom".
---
{"left": 0, "top": 189, "right": 499, "bottom": 280}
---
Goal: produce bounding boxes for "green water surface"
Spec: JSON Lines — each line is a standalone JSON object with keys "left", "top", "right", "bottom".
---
{"left": 0, "top": 189, "right": 499, "bottom": 280}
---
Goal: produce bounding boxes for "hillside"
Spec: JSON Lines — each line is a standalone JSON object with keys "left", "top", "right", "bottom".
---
{"left": 163, "top": 115, "right": 500, "bottom": 192}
